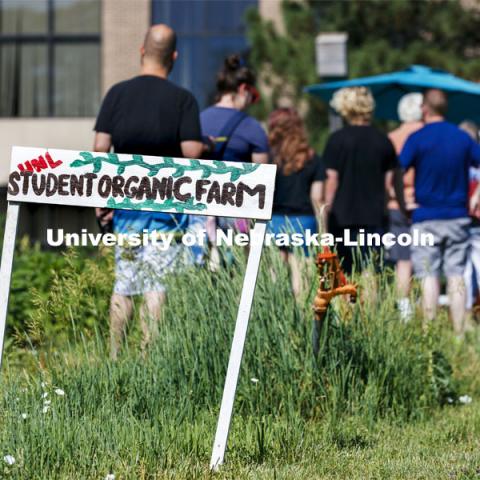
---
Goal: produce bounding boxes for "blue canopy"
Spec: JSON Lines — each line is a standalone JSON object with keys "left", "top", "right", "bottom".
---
{"left": 305, "top": 65, "right": 480, "bottom": 124}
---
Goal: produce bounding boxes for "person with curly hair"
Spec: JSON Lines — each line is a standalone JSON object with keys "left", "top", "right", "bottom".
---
{"left": 268, "top": 108, "right": 326, "bottom": 297}
{"left": 324, "top": 87, "right": 398, "bottom": 276}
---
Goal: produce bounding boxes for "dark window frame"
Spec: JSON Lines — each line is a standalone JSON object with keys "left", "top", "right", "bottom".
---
{"left": 0, "top": 0, "right": 100, "bottom": 117}
{"left": 151, "top": 0, "right": 257, "bottom": 109}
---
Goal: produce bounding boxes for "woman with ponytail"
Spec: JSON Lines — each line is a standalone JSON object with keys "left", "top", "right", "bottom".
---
{"left": 201, "top": 53, "right": 268, "bottom": 164}
{"left": 267, "top": 108, "right": 326, "bottom": 297}
{"left": 195, "top": 54, "right": 269, "bottom": 267}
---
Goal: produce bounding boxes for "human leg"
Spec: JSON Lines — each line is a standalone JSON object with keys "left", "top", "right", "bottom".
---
{"left": 396, "top": 260, "right": 413, "bottom": 321}
{"left": 396, "top": 260, "right": 412, "bottom": 298}
{"left": 410, "top": 220, "right": 443, "bottom": 323}
{"left": 276, "top": 248, "right": 301, "bottom": 298}
{"left": 443, "top": 218, "right": 470, "bottom": 335}
{"left": 268, "top": 214, "right": 315, "bottom": 298}
{"left": 464, "top": 257, "right": 474, "bottom": 311}
{"left": 110, "top": 293, "right": 133, "bottom": 360}
{"left": 139, "top": 242, "right": 185, "bottom": 351}
{"left": 288, "top": 253, "right": 304, "bottom": 298}
{"left": 387, "top": 209, "right": 412, "bottom": 303}
{"left": 422, "top": 276, "right": 440, "bottom": 321}
{"left": 447, "top": 275, "right": 466, "bottom": 336}
{"left": 111, "top": 244, "right": 144, "bottom": 359}
{"left": 140, "top": 290, "right": 166, "bottom": 351}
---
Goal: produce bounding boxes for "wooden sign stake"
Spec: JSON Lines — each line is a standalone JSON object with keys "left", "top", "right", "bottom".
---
{"left": 0, "top": 202, "right": 20, "bottom": 369}
{"left": 210, "top": 219, "right": 267, "bottom": 470}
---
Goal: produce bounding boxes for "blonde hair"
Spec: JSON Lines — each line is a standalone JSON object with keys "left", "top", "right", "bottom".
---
{"left": 330, "top": 87, "right": 375, "bottom": 122}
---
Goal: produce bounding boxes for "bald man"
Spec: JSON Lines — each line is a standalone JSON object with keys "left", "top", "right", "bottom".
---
{"left": 400, "top": 89, "right": 480, "bottom": 336}
{"left": 93, "top": 24, "right": 203, "bottom": 359}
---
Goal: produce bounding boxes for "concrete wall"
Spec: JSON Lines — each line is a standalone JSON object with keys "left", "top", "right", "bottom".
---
{"left": 0, "top": 118, "right": 95, "bottom": 185}
{"left": 101, "top": 0, "right": 151, "bottom": 93}
{"left": 0, "top": 118, "right": 99, "bottom": 244}
{"left": 259, "top": 0, "right": 285, "bottom": 34}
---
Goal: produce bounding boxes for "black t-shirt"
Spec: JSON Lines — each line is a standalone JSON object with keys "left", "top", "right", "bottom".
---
{"left": 94, "top": 75, "right": 202, "bottom": 156}
{"left": 272, "top": 154, "right": 326, "bottom": 216}
{"left": 323, "top": 125, "right": 397, "bottom": 227}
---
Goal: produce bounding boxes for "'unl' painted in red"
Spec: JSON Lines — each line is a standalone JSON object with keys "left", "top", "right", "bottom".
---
{"left": 18, "top": 152, "right": 63, "bottom": 173}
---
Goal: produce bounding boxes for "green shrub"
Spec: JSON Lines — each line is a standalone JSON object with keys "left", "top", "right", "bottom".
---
{"left": 8, "top": 243, "right": 113, "bottom": 347}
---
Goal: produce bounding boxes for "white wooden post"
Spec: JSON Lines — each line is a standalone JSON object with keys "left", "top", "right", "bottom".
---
{"left": 210, "top": 219, "right": 267, "bottom": 470}
{"left": 0, "top": 202, "right": 20, "bottom": 369}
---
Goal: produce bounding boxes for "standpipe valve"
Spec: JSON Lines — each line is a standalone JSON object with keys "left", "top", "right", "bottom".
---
{"left": 313, "top": 248, "right": 357, "bottom": 323}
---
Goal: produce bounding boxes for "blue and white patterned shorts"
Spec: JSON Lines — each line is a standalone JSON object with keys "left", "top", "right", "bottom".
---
{"left": 114, "top": 242, "right": 191, "bottom": 296}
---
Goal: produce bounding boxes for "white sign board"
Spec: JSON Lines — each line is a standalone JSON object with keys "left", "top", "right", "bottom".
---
{"left": 7, "top": 146, "right": 275, "bottom": 219}
{"left": 0, "top": 146, "right": 277, "bottom": 470}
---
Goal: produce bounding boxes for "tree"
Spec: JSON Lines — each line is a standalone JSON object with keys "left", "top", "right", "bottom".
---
{"left": 245, "top": 0, "right": 480, "bottom": 148}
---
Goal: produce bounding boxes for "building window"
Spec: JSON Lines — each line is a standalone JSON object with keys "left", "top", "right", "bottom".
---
{"left": 152, "top": 0, "right": 257, "bottom": 110}
{"left": 0, "top": 0, "right": 100, "bottom": 117}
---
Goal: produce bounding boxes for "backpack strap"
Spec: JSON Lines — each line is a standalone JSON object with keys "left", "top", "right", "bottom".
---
{"left": 212, "top": 111, "right": 247, "bottom": 160}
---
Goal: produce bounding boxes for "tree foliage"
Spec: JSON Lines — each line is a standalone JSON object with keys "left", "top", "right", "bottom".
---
{"left": 246, "top": 0, "right": 480, "bottom": 148}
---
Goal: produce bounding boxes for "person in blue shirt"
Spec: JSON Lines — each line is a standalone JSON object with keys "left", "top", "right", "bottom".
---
{"left": 200, "top": 54, "right": 268, "bottom": 165}
{"left": 192, "top": 54, "right": 269, "bottom": 266}
{"left": 400, "top": 88, "right": 480, "bottom": 335}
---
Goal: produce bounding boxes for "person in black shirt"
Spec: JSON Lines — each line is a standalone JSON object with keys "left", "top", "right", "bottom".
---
{"left": 267, "top": 108, "right": 326, "bottom": 297}
{"left": 324, "top": 87, "right": 397, "bottom": 276}
{"left": 93, "top": 24, "right": 203, "bottom": 359}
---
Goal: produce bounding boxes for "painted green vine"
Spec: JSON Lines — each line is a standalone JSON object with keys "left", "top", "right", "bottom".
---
{"left": 106, "top": 196, "right": 207, "bottom": 214}
{"left": 70, "top": 152, "right": 259, "bottom": 182}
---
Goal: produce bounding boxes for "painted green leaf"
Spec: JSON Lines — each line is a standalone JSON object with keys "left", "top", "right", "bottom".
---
{"left": 93, "top": 160, "right": 102, "bottom": 173}
{"left": 230, "top": 171, "right": 241, "bottom": 181}
{"left": 172, "top": 167, "right": 185, "bottom": 178}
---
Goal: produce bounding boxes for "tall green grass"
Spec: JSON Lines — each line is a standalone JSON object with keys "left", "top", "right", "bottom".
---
{"left": 0, "top": 245, "right": 469, "bottom": 478}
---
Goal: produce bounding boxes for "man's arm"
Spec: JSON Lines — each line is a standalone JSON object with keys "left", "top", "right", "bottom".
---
{"left": 181, "top": 140, "right": 203, "bottom": 159}
{"left": 310, "top": 180, "right": 326, "bottom": 232}
{"left": 399, "top": 136, "right": 416, "bottom": 170}
{"left": 325, "top": 169, "right": 338, "bottom": 215}
{"left": 93, "top": 132, "right": 113, "bottom": 225}
{"left": 252, "top": 152, "right": 268, "bottom": 164}
{"left": 179, "top": 92, "right": 203, "bottom": 159}
{"left": 385, "top": 169, "right": 400, "bottom": 208}
{"left": 93, "top": 132, "right": 112, "bottom": 153}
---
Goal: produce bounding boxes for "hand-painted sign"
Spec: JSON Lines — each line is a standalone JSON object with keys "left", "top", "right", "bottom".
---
{"left": 1, "top": 145, "right": 277, "bottom": 471}
{"left": 8, "top": 147, "right": 276, "bottom": 219}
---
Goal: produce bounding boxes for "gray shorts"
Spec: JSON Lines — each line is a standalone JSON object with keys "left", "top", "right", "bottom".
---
{"left": 411, "top": 217, "right": 470, "bottom": 278}
{"left": 386, "top": 209, "right": 411, "bottom": 263}
{"left": 114, "top": 243, "right": 190, "bottom": 296}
